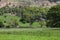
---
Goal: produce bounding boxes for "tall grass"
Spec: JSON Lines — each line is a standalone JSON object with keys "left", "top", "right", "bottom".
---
{"left": 0, "top": 28, "right": 59, "bottom": 40}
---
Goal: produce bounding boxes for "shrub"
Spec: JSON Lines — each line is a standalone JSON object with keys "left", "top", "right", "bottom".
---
{"left": 47, "top": 5, "right": 60, "bottom": 28}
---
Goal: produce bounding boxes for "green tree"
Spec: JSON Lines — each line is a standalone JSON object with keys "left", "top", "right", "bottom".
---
{"left": 47, "top": 5, "right": 60, "bottom": 28}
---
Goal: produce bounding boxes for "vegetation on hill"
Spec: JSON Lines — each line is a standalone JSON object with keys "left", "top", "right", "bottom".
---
{"left": 0, "top": 4, "right": 60, "bottom": 28}
{"left": 0, "top": 5, "right": 49, "bottom": 28}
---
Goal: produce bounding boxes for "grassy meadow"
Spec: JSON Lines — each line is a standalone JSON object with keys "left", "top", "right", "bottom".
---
{"left": 0, "top": 28, "right": 59, "bottom": 40}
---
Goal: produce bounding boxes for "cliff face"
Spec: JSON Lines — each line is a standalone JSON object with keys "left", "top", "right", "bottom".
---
{"left": 0, "top": 0, "right": 59, "bottom": 8}
{"left": 0, "top": 0, "right": 60, "bottom": 2}
{"left": 49, "top": 0, "right": 60, "bottom": 2}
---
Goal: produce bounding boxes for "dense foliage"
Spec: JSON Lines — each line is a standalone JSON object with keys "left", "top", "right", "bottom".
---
{"left": 0, "top": 5, "right": 49, "bottom": 28}
{"left": 47, "top": 5, "right": 60, "bottom": 28}
{"left": 1, "top": 5, "right": 60, "bottom": 28}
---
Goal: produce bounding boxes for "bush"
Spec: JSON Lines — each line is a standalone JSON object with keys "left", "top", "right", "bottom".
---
{"left": 47, "top": 5, "right": 60, "bottom": 28}
{"left": 0, "top": 22, "right": 4, "bottom": 28}
{"left": 0, "top": 15, "right": 20, "bottom": 28}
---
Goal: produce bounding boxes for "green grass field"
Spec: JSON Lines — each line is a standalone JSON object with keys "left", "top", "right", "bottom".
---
{"left": 0, "top": 28, "right": 59, "bottom": 40}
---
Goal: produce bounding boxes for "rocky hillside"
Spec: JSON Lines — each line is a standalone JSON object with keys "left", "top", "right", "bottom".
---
{"left": 0, "top": 0, "right": 60, "bottom": 7}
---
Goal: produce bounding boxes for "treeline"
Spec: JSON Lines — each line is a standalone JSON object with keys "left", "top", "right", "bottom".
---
{"left": 0, "top": 5, "right": 60, "bottom": 28}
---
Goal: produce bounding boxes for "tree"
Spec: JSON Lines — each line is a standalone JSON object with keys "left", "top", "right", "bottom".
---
{"left": 47, "top": 5, "right": 60, "bottom": 28}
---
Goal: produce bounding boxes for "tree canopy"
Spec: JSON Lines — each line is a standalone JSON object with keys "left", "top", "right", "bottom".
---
{"left": 47, "top": 5, "right": 60, "bottom": 28}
